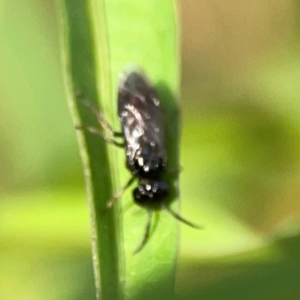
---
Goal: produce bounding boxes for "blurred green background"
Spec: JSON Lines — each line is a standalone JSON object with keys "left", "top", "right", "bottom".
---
{"left": 1, "top": 1, "right": 300, "bottom": 299}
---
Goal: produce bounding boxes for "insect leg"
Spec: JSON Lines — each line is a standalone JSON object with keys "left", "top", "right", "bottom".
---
{"left": 75, "top": 125, "right": 124, "bottom": 148}
{"left": 76, "top": 91, "right": 123, "bottom": 137}
{"left": 103, "top": 176, "right": 136, "bottom": 211}
{"left": 133, "top": 209, "right": 153, "bottom": 255}
{"left": 161, "top": 204, "right": 202, "bottom": 229}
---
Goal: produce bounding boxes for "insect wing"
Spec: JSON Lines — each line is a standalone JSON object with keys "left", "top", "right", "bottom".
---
{"left": 118, "top": 72, "right": 166, "bottom": 161}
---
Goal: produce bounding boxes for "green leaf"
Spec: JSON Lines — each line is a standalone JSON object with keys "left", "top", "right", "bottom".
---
{"left": 58, "top": 0, "right": 180, "bottom": 299}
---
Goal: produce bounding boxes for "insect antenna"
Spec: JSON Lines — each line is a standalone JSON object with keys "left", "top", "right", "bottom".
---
{"left": 133, "top": 209, "right": 153, "bottom": 255}
{"left": 161, "top": 204, "right": 202, "bottom": 229}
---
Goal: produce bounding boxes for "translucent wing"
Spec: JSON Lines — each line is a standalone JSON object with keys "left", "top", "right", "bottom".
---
{"left": 118, "top": 71, "right": 166, "bottom": 164}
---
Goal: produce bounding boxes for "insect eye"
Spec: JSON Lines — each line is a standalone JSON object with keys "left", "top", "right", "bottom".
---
{"left": 133, "top": 187, "right": 149, "bottom": 206}
{"left": 138, "top": 185, "right": 146, "bottom": 195}
{"left": 133, "top": 188, "right": 142, "bottom": 201}
{"left": 152, "top": 183, "right": 158, "bottom": 193}
{"left": 156, "top": 181, "right": 169, "bottom": 196}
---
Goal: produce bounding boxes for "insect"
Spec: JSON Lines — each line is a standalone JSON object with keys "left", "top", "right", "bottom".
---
{"left": 76, "top": 67, "right": 200, "bottom": 254}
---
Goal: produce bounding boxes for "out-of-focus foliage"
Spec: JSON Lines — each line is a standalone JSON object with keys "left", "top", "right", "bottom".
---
{"left": 1, "top": 0, "right": 300, "bottom": 299}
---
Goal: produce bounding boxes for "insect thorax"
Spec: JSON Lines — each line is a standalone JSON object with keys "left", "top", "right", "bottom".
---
{"left": 127, "top": 143, "right": 167, "bottom": 179}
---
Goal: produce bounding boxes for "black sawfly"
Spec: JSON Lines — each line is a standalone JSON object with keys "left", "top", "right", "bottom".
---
{"left": 76, "top": 67, "right": 200, "bottom": 254}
